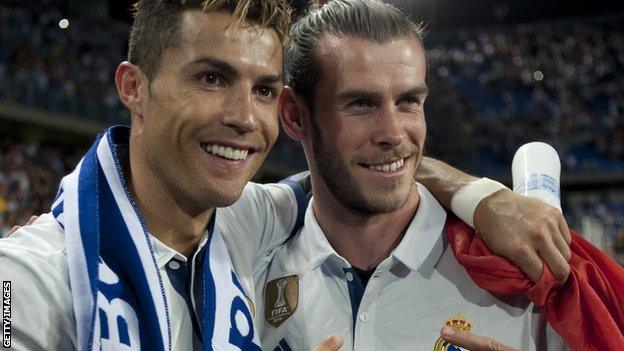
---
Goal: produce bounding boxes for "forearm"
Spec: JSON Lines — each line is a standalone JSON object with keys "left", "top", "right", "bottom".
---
{"left": 415, "top": 157, "right": 572, "bottom": 282}
{"left": 415, "top": 157, "right": 479, "bottom": 209}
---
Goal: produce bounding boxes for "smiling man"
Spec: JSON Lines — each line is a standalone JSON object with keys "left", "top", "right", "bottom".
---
{"left": 0, "top": 2, "right": 290, "bottom": 350}
{"left": 255, "top": 1, "right": 568, "bottom": 350}
{"left": 0, "top": 1, "right": 574, "bottom": 351}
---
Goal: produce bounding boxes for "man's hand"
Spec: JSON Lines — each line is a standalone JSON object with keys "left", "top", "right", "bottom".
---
{"left": 474, "top": 189, "right": 571, "bottom": 283}
{"left": 312, "top": 334, "right": 344, "bottom": 351}
{"left": 415, "top": 157, "right": 571, "bottom": 283}
{"left": 441, "top": 326, "right": 518, "bottom": 351}
{"left": 8, "top": 215, "right": 38, "bottom": 237}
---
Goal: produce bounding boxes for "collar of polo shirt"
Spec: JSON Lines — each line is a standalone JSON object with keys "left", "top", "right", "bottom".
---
{"left": 150, "top": 229, "right": 210, "bottom": 268}
{"left": 300, "top": 183, "right": 448, "bottom": 275}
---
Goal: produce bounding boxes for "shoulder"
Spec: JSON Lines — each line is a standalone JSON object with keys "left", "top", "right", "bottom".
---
{"left": 239, "top": 181, "right": 297, "bottom": 208}
{"left": 0, "top": 213, "right": 76, "bottom": 350}
{"left": 218, "top": 182, "right": 295, "bottom": 221}
{"left": 0, "top": 213, "right": 66, "bottom": 263}
{"left": 0, "top": 212, "right": 67, "bottom": 266}
{"left": 0, "top": 212, "right": 69, "bottom": 292}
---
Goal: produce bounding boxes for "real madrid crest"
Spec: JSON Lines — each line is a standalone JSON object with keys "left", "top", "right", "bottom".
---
{"left": 265, "top": 275, "right": 299, "bottom": 328}
{"left": 433, "top": 313, "right": 473, "bottom": 351}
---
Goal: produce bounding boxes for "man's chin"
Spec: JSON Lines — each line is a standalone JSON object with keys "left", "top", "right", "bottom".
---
{"left": 194, "top": 179, "right": 247, "bottom": 208}
{"left": 340, "top": 191, "right": 409, "bottom": 215}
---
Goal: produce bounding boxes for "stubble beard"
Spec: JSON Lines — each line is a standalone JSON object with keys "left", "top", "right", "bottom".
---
{"left": 310, "top": 124, "right": 419, "bottom": 216}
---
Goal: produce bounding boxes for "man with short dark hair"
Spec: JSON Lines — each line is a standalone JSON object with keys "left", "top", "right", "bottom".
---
{"left": 1, "top": 2, "right": 292, "bottom": 349}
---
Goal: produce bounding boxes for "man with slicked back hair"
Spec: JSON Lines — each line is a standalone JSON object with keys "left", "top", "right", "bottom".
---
{"left": 254, "top": 1, "right": 571, "bottom": 350}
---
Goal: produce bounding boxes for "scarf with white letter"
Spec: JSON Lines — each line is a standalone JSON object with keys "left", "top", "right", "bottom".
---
{"left": 51, "top": 125, "right": 261, "bottom": 351}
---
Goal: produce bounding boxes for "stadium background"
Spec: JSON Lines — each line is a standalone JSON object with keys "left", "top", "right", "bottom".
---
{"left": 0, "top": 0, "right": 622, "bottom": 265}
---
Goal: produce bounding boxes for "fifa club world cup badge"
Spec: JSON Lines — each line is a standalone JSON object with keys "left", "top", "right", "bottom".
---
{"left": 265, "top": 275, "right": 299, "bottom": 328}
{"left": 433, "top": 313, "right": 473, "bottom": 351}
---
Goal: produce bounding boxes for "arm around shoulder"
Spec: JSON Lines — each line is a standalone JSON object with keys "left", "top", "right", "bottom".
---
{"left": 416, "top": 157, "right": 571, "bottom": 283}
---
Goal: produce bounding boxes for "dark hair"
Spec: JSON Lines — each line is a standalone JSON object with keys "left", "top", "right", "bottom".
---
{"left": 128, "top": 0, "right": 292, "bottom": 81}
{"left": 285, "top": 0, "right": 426, "bottom": 109}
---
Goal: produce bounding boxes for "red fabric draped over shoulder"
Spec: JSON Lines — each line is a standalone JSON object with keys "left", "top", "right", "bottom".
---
{"left": 445, "top": 215, "right": 624, "bottom": 350}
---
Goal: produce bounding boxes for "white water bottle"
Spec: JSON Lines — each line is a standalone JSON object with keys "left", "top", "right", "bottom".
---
{"left": 511, "top": 142, "right": 562, "bottom": 212}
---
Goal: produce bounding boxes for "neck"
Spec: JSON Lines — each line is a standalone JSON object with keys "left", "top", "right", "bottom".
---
{"left": 312, "top": 183, "right": 420, "bottom": 271}
{"left": 127, "top": 148, "right": 214, "bottom": 259}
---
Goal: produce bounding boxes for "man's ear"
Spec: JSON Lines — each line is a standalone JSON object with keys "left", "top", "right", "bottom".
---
{"left": 115, "top": 61, "right": 148, "bottom": 122}
{"left": 279, "top": 86, "right": 311, "bottom": 141}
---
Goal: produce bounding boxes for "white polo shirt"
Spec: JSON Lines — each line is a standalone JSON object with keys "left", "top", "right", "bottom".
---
{"left": 254, "top": 183, "right": 568, "bottom": 351}
{"left": 0, "top": 181, "right": 298, "bottom": 351}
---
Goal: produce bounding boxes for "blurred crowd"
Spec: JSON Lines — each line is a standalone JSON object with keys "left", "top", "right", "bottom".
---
{"left": 1, "top": 3, "right": 623, "bottom": 173}
{"left": 566, "top": 192, "right": 624, "bottom": 265}
{"left": 0, "top": 1, "right": 129, "bottom": 123}
{"left": 0, "top": 136, "right": 82, "bottom": 237}
{"left": 425, "top": 16, "right": 624, "bottom": 174}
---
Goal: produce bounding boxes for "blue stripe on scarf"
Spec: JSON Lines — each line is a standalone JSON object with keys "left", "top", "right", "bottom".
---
{"left": 77, "top": 136, "right": 103, "bottom": 308}
{"left": 98, "top": 163, "right": 165, "bottom": 350}
{"left": 52, "top": 201, "right": 63, "bottom": 221}
{"left": 106, "top": 126, "right": 172, "bottom": 350}
{"left": 54, "top": 186, "right": 64, "bottom": 203}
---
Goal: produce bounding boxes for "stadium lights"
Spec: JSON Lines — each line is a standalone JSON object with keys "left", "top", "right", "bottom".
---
{"left": 59, "top": 18, "right": 69, "bottom": 29}
{"left": 533, "top": 70, "right": 544, "bottom": 81}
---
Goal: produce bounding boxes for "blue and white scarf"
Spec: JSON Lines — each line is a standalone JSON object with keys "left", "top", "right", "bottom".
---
{"left": 51, "top": 126, "right": 261, "bottom": 351}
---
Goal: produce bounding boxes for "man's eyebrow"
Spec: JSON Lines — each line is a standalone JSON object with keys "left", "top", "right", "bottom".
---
{"left": 336, "top": 90, "right": 382, "bottom": 101}
{"left": 400, "top": 85, "right": 429, "bottom": 97}
{"left": 189, "top": 57, "right": 283, "bottom": 83}
{"left": 258, "top": 74, "right": 283, "bottom": 85}
{"left": 190, "top": 57, "right": 239, "bottom": 78}
{"left": 336, "top": 85, "right": 429, "bottom": 101}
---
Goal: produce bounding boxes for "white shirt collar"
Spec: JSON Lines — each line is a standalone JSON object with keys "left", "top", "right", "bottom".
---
{"left": 390, "top": 183, "right": 447, "bottom": 274}
{"left": 300, "top": 203, "right": 352, "bottom": 270}
{"left": 300, "top": 183, "right": 447, "bottom": 273}
{"left": 149, "top": 231, "right": 209, "bottom": 269}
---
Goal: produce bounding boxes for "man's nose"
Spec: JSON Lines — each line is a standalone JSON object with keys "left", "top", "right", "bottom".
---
{"left": 372, "top": 106, "right": 405, "bottom": 148}
{"left": 222, "top": 88, "right": 258, "bottom": 134}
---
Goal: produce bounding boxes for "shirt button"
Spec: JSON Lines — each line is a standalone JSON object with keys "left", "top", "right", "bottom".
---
{"left": 359, "top": 312, "right": 370, "bottom": 323}
{"left": 345, "top": 271, "right": 354, "bottom": 281}
{"left": 168, "top": 261, "right": 181, "bottom": 270}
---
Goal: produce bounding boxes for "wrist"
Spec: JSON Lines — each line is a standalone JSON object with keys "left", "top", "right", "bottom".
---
{"left": 450, "top": 178, "right": 508, "bottom": 227}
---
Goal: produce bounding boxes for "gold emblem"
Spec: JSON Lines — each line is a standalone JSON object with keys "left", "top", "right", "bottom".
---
{"left": 433, "top": 313, "right": 473, "bottom": 351}
{"left": 265, "top": 275, "right": 298, "bottom": 328}
{"left": 443, "top": 313, "right": 472, "bottom": 332}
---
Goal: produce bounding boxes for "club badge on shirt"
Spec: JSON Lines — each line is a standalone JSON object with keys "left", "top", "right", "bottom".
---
{"left": 433, "top": 313, "right": 473, "bottom": 351}
{"left": 265, "top": 275, "right": 299, "bottom": 328}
